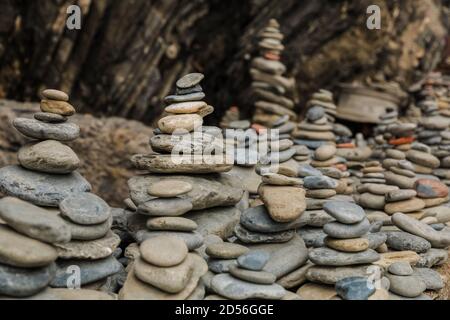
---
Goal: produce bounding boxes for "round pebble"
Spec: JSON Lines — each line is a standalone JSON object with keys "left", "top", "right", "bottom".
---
{"left": 60, "top": 192, "right": 111, "bottom": 225}
{"left": 140, "top": 236, "right": 188, "bottom": 267}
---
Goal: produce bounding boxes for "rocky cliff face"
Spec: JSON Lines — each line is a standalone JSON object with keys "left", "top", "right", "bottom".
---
{"left": 0, "top": 99, "right": 154, "bottom": 207}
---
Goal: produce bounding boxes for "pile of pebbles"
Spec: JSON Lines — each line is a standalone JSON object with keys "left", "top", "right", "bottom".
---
{"left": 119, "top": 236, "right": 207, "bottom": 299}
{"left": 251, "top": 19, "right": 297, "bottom": 127}
{"left": 0, "top": 90, "right": 119, "bottom": 300}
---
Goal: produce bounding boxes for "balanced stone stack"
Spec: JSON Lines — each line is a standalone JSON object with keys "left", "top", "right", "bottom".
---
{"left": 210, "top": 250, "right": 286, "bottom": 300}
{"left": 355, "top": 161, "right": 388, "bottom": 212}
{"left": 306, "top": 90, "right": 337, "bottom": 124}
{"left": 405, "top": 145, "right": 441, "bottom": 175}
{"left": 127, "top": 73, "right": 243, "bottom": 254}
{"left": 119, "top": 235, "right": 208, "bottom": 300}
{"left": 0, "top": 89, "right": 120, "bottom": 299}
{"left": 251, "top": 19, "right": 297, "bottom": 127}
{"left": 311, "top": 144, "right": 352, "bottom": 196}
{"left": 385, "top": 262, "right": 427, "bottom": 299}
{"left": 304, "top": 201, "right": 382, "bottom": 300}
{"left": 234, "top": 137, "right": 305, "bottom": 244}
{"left": 0, "top": 89, "right": 91, "bottom": 206}
{"left": 292, "top": 106, "right": 336, "bottom": 152}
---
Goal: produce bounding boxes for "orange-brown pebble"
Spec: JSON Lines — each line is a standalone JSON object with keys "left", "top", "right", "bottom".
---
{"left": 389, "top": 136, "right": 415, "bottom": 145}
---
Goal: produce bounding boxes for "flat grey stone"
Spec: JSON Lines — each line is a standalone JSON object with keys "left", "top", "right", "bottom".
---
{"left": 323, "top": 219, "right": 371, "bottom": 239}
{"left": 0, "top": 197, "right": 70, "bottom": 244}
{"left": 138, "top": 198, "right": 193, "bottom": 217}
{"left": 0, "top": 165, "right": 91, "bottom": 207}
{"left": 164, "top": 92, "right": 205, "bottom": 104}
{"left": 0, "top": 263, "right": 56, "bottom": 297}
{"left": 208, "top": 259, "right": 237, "bottom": 273}
{"left": 323, "top": 201, "right": 365, "bottom": 224}
{"left": 237, "top": 250, "right": 270, "bottom": 271}
{"left": 304, "top": 175, "right": 338, "bottom": 189}
{"left": 388, "top": 262, "right": 413, "bottom": 276}
{"left": 392, "top": 212, "right": 450, "bottom": 248}
{"left": 385, "top": 231, "right": 431, "bottom": 253}
{"left": 64, "top": 215, "right": 112, "bottom": 241}
{"left": 134, "top": 230, "right": 204, "bottom": 251}
{"left": 60, "top": 192, "right": 110, "bottom": 225}
{"left": 386, "top": 273, "right": 426, "bottom": 298}
{"left": 309, "top": 248, "right": 380, "bottom": 266}
{"left": 335, "top": 276, "right": 375, "bottom": 300}
{"left": 234, "top": 224, "right": 295, "bottom": 244}
{"left": 417, "top": 248, "right": 448, "bottom": 268}
{"left": 306, "top": 265, "right": 381, "bottom": 285}
{"left": 229, "top": 265, "right": 276, "bottom": 285}
{"left": 128, "top": 174, "right": 243, "bottom": 211}
{"left": 50, "top": 256, "right": 122, "bottom": 287}
{"left": 185, "top": 206, "right": 240, "bottom": 240}
{"left": 13, "top": 118, "right": 80, "bottom": 141}
{"left": 211, "top": 274, "right": 285, "bottom": 300}
{"left": 413, "top": 267, "right": 444, "bottom": 290}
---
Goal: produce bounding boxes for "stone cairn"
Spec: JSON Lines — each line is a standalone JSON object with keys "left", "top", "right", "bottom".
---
{"left": 121, "top": 73, "right": 243, "bottom": 299}
{"left": 250, "top": 19, "right": 297, "bottom": 128}
{"left": 305, "top": 201, "right": 386, "bottom": 300}
{"left": 119, "top": 235, "right": 208, "bottom": 300}
{"left": 292, "top": 104, "right": 336, "bottom": 155}
{"left": 0, "top": 89, "right": 119, "bottom": 300}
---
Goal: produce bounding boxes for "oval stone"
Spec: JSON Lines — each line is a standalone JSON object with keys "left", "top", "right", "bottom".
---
{"left": 323, "top": 201, "right": 365, "bottom": 224}
{"left": 323, "top": 219, "right": 371, "bottom": 239}
{"left": 40, "top": 99, "right": 75, "bottom": 116}
{"left": 13, "top": 118, "right": 80, "bottom": 141}
{"left": 41, "top": 89, "right": 69, "bottom": 101}
{"left": 0, "top": 165, "right": 91, "bottom": 207}
{"left": 18, "top": 140, "right": 80, "bottom": 174}
{"left": 146, "top": 217, "right": 198, "bottom": 232}
{"left": 0, "top": 225, "right": 58, "bottom": 268}
{"left": 176, "top": 73, "right": 204, "bottom": 89}
{"left": 165, "top": 101, "right": 207, "bottom": 114}
{"left": 140, "top": 236, "right": 188, "bottom": 267}
{"left": 147, "top": 180, "right": 193, "bottom": 198}
{"left": 0, "top": 263, "right": 56, "bottom": 297}
{"left": 414, "top": 179, "right": 449, "bottom": 199}
{"left": 60, "top": 193, "right": 110, "bottom": 225}
{"left": 309, "top": 247, "right": 380, "bottom": 266}
{"left": 34, "top": 112, "right": 67, "bottom": 123}
{"left": 205, "top": 243, "right": 249, "bottom": 259}
{"left": 158, "top": 114, "right": 203, "bottom": 134}
{"left": 0, "top": 197, "right": 71, "bottom": 244}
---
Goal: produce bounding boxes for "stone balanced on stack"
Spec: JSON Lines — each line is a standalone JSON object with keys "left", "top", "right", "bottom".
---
{"left": 292, "top": 105, "right": 336, "bottom": 152}
{"left": 0, "top": 89, "right": 119, "bottom": 299}
{"left": 251, "top": 19, "right": 297, "bottom": 127}
{"left": 123, "top": 74, "right": 243, "bottom": 299}
{"left": 119, "top": 235, "right": 208, "bottom": 300}
{"left": 304, "top": 201, "right": 382, "bottom": 300}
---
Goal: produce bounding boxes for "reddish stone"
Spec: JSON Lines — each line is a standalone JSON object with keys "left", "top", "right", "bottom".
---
{"left": 414, "top": 179, "right": 449, "bottom": 199}
{"left": 337, "top": 143, "right": 355, "bottom": 149}
{"left": 264, "top": 53, "right": 280, "bottom": 61}
{"left": 229, "top": 106, "right": 239, "bottom": 113}
{"left": 389, "top": 136, "right": 415, "bottom": 145}
{"left": 251, "top": 123, "right": 266, "bottom": 134}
